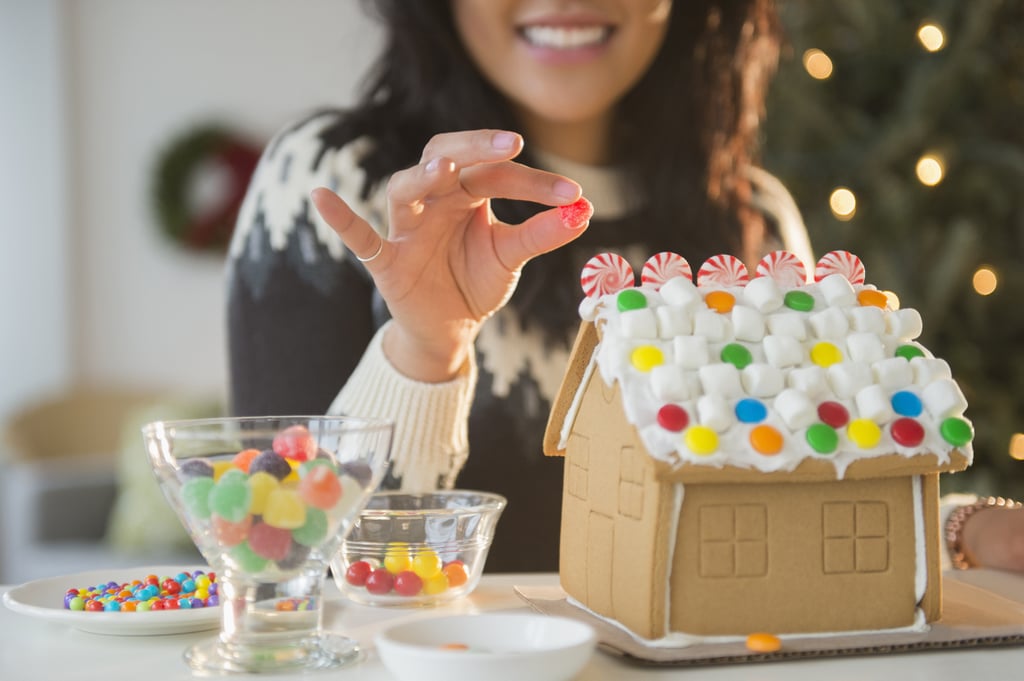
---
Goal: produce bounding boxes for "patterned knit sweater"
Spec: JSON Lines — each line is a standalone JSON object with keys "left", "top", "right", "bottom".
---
{"left": 226, "top": 111, "right": 812, "bottom": 571}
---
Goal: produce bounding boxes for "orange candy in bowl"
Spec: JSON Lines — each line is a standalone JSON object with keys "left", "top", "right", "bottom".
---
{"left": 332, "top": 490, "right": 506, "bottom": 606}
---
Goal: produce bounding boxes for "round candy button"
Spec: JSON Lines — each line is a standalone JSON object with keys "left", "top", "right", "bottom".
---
{"left": 810, "top": 342, "right": 842, "bottom": 367}
{"left": 806, "top": 423, "right": 838, "bottom": 454}
{"left": 657, "top": 404, "right": 690, "bottom": 432}
{"left": 784, "top": 290, "right": 815, "bottom": 312}
{"left": 817, "top": 401, "right": 849, "bottom": 428}
{"left": 617, "top": 289, "right": 647, "bottom": 312}
{"left": 857, "top": 289, "right": 888, "bottom": 309}
{"left": 735, "top": 398, "right": 768, "bottom": 424}
{"left": 746, "top": 632, "right": 782, "bottom": 653}
{"left": 847, "top": 419, "right": 882, "bottom": 449}
{"left": 750, "top": 425, "right": 783, "bottom": 455}
{"left": 940, "top": 417, "right": 973, "bottom": 447}
{"left": 720, "top": 343, "right": 753, "bottom": 370}
{"left": 685, "top": 426, "right": 718, "bottom": 456}
{"left": 890, "top": 390, "right": 923, "bottom": 417}
{"left": 895, "top": 344, "right": 925, "bottom": 361}
{"left": 631, "top": 345, "right": 664, "bottom": 372}
{"left": 891, "top": 418, "right": 925, "bottom": 447}
{"left": 704, "top": 290, "right": 736, "bottom": 313}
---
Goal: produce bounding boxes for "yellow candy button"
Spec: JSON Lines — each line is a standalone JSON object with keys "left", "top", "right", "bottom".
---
{"left": 685, "top": 426, "right": 718, "bottom": 456}
{"left": 750, "top": 425, "right": 783, "bottom": 455}
{"left": 631, "top": 345, "right": 664, "bottom": 372}
{"left": 847, "top": 418, "right": 882, "bottom": 448}
{"left": 704, "top": 290, "right": 736, "bottom": 313}
{"left": 810, "top": 341, "right": 843, "bottom": 367}
{"left": 857, "top": 289, "right": 888, "bottom": 309}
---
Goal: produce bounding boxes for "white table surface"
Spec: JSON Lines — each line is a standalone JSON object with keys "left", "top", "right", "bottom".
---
{"left": 2, "top": 570, "right": 1023, "bottom": 680}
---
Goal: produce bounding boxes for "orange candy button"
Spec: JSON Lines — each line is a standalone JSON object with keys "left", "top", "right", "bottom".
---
{"left": 746, "top": 632, "right": 782, "bottom": 653}
{"left": 750, "top": 425, "right": 783, "bottom": 455}
{"left": 704, "top": 290, "right": 736, "bottom": 313}
{"left": 857, "top": 289, "right": 888, "bottom": 309}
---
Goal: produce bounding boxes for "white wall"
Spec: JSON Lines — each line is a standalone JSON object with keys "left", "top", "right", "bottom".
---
{"left": 1, "top": 0, "right": 381, "bottom": 423}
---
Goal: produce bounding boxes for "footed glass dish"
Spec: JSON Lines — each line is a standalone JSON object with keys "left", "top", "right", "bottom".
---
{"left": 143, "top": 416, "right": 392, "bottom": 674}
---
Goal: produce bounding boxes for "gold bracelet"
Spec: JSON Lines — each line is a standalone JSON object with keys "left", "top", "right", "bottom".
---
{"left": 944, "top": 496, "right": 1023, "bottom": 570}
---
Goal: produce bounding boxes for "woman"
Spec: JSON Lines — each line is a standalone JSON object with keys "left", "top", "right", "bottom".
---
{"left": 227, "top": 0, "right": 806, "bottom": 571}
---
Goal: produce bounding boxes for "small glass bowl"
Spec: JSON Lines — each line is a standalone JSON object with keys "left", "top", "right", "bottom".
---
{"left": 331, "top": 490, "right": 506, "bottom": 606}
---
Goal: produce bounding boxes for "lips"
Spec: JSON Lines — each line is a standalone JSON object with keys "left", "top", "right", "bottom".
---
{"left": 519, "top": 24, "right": 613, "bottom": 50}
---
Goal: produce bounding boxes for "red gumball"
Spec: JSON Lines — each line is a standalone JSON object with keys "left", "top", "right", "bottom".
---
{"left": 345, "top": 561, "right": 372, "bottom": 587}
{"left": 365, "top": 568, "right": 394, "bottom": 595}
{"left": 393, "top": 571, "right": 423, "bottom": 597}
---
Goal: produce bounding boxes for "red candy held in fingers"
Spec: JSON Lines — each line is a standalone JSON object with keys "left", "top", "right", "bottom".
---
{"left": 272, "top": 425, "right": 317, "bottom": 462}
{"left": 559, "top": 197, "right": 593, "bottom": 229}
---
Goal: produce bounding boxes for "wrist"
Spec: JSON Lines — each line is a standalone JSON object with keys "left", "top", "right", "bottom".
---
{"left": 382, "top": 321, "right": 475, "bottom": 382}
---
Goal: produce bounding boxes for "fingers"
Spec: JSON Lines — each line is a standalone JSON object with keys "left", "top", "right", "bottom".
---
{"left": 419, "top": 130, "right": 523, "bottom": 166}
{"left": 309, "top": 187, "right": 386, "bottom": 265}
{"left": 493, "top": 197, "right": 594, "bottom": 271}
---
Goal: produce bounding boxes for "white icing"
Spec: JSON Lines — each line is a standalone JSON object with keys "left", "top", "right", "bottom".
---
{"left": 912, "top": 475, "right": 927, "bottom": 602}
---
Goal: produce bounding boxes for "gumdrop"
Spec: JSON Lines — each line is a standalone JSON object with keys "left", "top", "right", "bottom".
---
{"left": 230, "top": 541, "right": 269, "bottom": 573}
{"left": 208, "top": 477, "right": 251, "bottom": 523}
{"left": 213, "top": 514, "right": 252, "bottom": 547}
{"left": 262, "top": 488, "right": 307, "bottom": 529}
{"left": 180, "top": 458, "right": 214, "bottom": 478}
{"left": 181, "top": 477, "right": 215, "bottom": 520}
{"left": 232, "top": 448, "right": 261, "bottom": 473}
{"left": 299, "top": 465, "right": 342, "bottom": 510}
{"left": 247, "top": 521, "right": 293, "bottom": 561}
{"left": 272, "top": 425, "right": 317, "bottom": 462}
{"left": 292, "top": 507, "right": 328, "bottom": 547}
{"left": 247, "top": 471, "right": 280, "bottom": 515}
{"left": 338, "top": 461, "right": 373, "bottom": 487}
{"left": 277, "top": 541, "right": 312, "bottom": 571}
{"left": 249, "top": 449, "right": 292, "bottom": 480}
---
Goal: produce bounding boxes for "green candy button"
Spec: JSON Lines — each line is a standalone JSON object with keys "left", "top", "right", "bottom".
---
{"left": 617, "top": 289, "right": 647, "bottom": 312}
{"left": 806, "top": 423, "right": 839, "bottom": 454}
{"left": 895, "top": 344, "right": 925, "bottom": 361}
{"left": 784, "top": 290, "right": 815, "bottom": 312}
{"left": 720, "top": 343, "right": 753, "bottom": 369}
{"left": 940, "top": 417, "right": 973, "bottom": 447}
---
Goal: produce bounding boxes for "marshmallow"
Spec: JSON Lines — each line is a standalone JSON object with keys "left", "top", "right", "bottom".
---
{"left": 673, "top": 335, "right": 710, "bottom": 369}
{"left": 656, "top": 305, "right": 693, "bottom": 338}
{"left": 846, "top": 332, "right": 885, "bottom": 363}
{"left": 888, "top": 308, "right": 923, "bottom": 340}
{"left": 693, "top": 309, "right": 729, "bottom": 341}
{"left": 911, "top": 357, "right": 952, "bottom": 385}
{"left": 698, "top": 363, "right": 744, "bottom": 398}
{"left": 774, "top": 388, "right": 818, "bottom": 429}
{"left": 650, "top": 364, "right": 691, "bottom": 401}
{"left": 697, "top": 394, "right": 733, "bottom": 432}
{"left": 766, "top": 312, "right": 807, "bottom": 340}
{"left": 809, "top": 307, "right": 850, "bottom": 339}
{"left": 732, "top": 306, "right": 766, "bottom": 342}
{"left": 855, "top": 384, "right": 895, "bottom": 423}
{"left": 872, "top": 357, "right": 914, "bottom": 391}
{"left": 660, "top": 276, "right": 702, "bottom": 310}
{"left": 848, "top": 306, "right": 885, "bottom": 334}
{"left": 619, "top": 308, "right": 658, "bottom": 338}
{"left": 828, "top": 361, "right": 873, "bottom": 399}
{"left": 763, "top": 334, "right": 804, "bottom": 368}
{"left": 743, "top": 276, "right": 784, "bottom": 313}
{"left": 819, "top": 273, "right": 857, "bottom": 306}
{"left": 742, "top": 363, "right": 785, "bottom": 397}
{"left": 922, "top": 378, "right": 968, "bottom": 419}
{"left": 787, "top": 365, "right": 828, "bottom": 397}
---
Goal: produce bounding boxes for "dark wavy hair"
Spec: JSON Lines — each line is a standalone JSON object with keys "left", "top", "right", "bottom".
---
{"left": 318, "top": 0, "right": 780, "bottom": 335}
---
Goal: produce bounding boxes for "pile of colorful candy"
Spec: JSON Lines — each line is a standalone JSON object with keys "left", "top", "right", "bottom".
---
{"left": 342, "top": 544, "right": 470, "bottom": 599}
{"left": 64, "top": 570, "right": 218, "bottom": 612}
{"left": 175, "top": 424, "right": 369, "bottom": 574}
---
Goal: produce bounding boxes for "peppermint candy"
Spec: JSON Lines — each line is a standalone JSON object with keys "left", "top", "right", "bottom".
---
{"left": 697, "top": 254, "right": 749, "bottom": 288}
{"left": 580, "top": 252, "right": 634, "bottom": 298}
{"left": 641, "top": 252, "right": 692, "bottom": 289}
{"left": 756, "top": 250, "right": 808, "bottom": 287}
{"left": 815, "top": 250, "right": 865, "bottom": 285}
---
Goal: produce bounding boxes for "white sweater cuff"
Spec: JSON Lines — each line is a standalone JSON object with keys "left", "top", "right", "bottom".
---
{"left": 328, "top": 321, "right": 476, "bottom": 492}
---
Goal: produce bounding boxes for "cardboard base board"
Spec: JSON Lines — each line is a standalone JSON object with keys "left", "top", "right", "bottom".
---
{"left": 515, "top": 572, "right": 1024, "bottom": 666}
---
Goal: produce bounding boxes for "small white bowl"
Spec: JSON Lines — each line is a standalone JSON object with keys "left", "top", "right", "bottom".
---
{"left": 375, "top": 613, "right": 596, "bottom": 681}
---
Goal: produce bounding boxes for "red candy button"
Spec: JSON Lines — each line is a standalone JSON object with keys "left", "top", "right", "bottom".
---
{"left": 657, "top": 404, "right": 690, "bottom": 432}
{"left": 891, "top": 417, "right": 925, "bottom": 447}
{"left": 817, "top": 401, "right": 849, "bottom": 429}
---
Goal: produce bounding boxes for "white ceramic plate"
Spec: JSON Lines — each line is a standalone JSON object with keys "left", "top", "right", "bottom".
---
{"left": 375, "top": 613, "right": 596, "bottom": 681}
{"left": 2, "top": 566, "right": 220, "bottom": 636}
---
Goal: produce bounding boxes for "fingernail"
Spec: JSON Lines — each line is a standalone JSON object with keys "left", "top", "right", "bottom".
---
{"left": 553, "top": 180, "right": 581, "bottom": 202}
{"left": 492, "top": 131, "right": 518, "bottom": 151}
{"left": 425, "top": 158, "right": 441, "bottom": 173}
{"left": 559, "top": 197, "right": 594, "bottom": 230}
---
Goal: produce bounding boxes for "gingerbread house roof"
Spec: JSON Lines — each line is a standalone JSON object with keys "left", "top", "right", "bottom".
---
{"left": 544, "top": 251, "right": 973, "bottom": 482}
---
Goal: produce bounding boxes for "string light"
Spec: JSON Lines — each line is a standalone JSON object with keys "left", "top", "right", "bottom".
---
{"left": 1010, "top": 433, "right": 1024, "bottom": 461}
{"left": 917, "top": 23, "right": 945, "bottom": 52}
{"left": 915, "top": 154, "right": 945, "bottom": 186}
{"left": 802, "top": 49, "right": 834, "bottom": 80}
{"left": 972, "top": 267, "right": 998, "bottom": 296}
{"left": 829, "top": 188, "right": 857, "bottom": 220}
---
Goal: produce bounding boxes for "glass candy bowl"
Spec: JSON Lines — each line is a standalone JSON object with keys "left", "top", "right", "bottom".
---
{"left": 143, "top": 416, "right": 392, "bottom": 674}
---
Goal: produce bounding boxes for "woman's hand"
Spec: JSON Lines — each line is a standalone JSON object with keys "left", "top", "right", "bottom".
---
{"left": 311, "top": 129, "right": 592, "bottom": 382}
{"left": 962, "top": 506, "right": 1024, "bottom": 572}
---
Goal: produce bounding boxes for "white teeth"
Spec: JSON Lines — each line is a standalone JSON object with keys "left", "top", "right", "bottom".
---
{"left": 522, "top": 25, "right": 609, "bottom": 49}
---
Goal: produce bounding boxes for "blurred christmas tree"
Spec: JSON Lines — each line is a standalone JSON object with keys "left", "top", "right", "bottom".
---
{"left": 763, "top": 0, "right": 1024, "bottom": 496}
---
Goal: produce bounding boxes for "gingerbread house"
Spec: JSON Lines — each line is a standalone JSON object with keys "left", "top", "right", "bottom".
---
{"left": 543, "top": 251, "right": 973, "bottom": 640}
